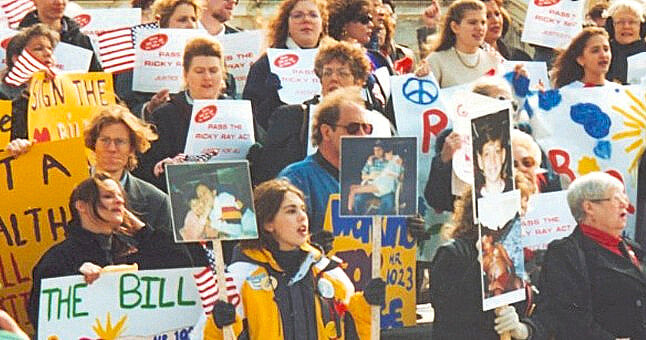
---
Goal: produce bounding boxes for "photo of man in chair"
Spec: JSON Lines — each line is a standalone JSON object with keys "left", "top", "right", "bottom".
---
{"left": 340, "top": 137, "right": 417, "bottom": 217}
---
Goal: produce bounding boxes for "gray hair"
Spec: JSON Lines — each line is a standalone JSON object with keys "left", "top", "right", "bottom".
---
{"left": 511, "top": 129, "right": 541, "bottom": 166}
{"left": 605, "top": 0, "right": 645, "bottom": 22}
{"left": 567, "top": 172, "right": 624, "bottom": 223}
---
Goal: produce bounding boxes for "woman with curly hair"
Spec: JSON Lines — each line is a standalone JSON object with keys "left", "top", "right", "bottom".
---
{"left": 242, "top": 0, "right": 328, "bottom": 132}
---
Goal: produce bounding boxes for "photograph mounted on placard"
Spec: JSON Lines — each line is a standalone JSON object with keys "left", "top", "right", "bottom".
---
{"left": 339, "top": 136, "right": 417, "bottom": 217}
{"left": 165, "top": 161, "right": 258, "bottom": 242}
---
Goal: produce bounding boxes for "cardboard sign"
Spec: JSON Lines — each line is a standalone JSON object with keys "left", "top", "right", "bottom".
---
{"left": 521, "top": 0, "right": 584, "bottom": 49}
{"left": 72, "top": 8, "right": 142, "bottom": 38}
{"left": 165, "top": 161, "right": 258, "bottom": 243}
{"left": 133, "top": 28, "right": 210, "bottom": 93}
{"left": 217, "top": 30, "right": 265, "bottom": 97}
{"left": 27, "top": 72, "right": 116, "bottom": 142}
{"left": 52, "top": 42, "right": 93, "bottom": 73}
{"left": 184, "top": 99, "right": 255, "bottom": 160}
{"left": 37, "top": 268, "right": 203, "bottom": 339}
{"left": 627, "top": 52, "right": 646, "bottom": 85}
{"left": 527, "top": 85, "right": 644, "bottom": 237}
{"left": 266, "top": 48, "right": 320, "bottom": 104}
{"left": 323, "top": 194, "right": 416, "bottom": 329}
{"left": 0, "top": 100, "right": 11, "bottom": 151}
{"left": 0, "top": 138, "right": 89, "bottom": 335}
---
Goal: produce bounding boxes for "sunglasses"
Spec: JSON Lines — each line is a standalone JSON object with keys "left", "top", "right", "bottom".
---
{"left": 355, "top": 14, "right": 373, "bottom": 25}
{"left": 514, "top": 156, "right": 536, "bottom": 168}
{"left": 331, "top": 122, "right": 374, "bottom": 135}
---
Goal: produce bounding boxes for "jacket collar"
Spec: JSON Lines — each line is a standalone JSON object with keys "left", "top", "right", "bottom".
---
{"left": 242, "top": 243, "right": 322, "bottom": 273}
{"left": 19, "top": 10, "right": 81, "bottom": 35}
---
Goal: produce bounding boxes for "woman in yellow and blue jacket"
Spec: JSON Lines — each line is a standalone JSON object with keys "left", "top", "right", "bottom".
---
{"left": 203, "top": 179, "right": 385, "bottom": 339}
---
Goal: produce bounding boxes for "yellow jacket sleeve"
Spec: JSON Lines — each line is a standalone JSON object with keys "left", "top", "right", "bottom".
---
{"left": 347, "top": 292, "right": 373, "bottom": 340}
{"left": 202, "top": 313, "right": 244, "bottom": 339}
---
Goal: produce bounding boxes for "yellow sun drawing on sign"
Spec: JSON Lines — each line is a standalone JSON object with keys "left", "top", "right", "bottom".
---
{"left": 93, "top": 312, "right": 128, "bottom": 340}
{"left": 611, "top": 89, "right": 646, "bottom": 173}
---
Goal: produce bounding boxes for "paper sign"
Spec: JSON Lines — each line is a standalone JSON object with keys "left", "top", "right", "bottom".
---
{"left": 266, "top": 48, "right": 320, "bottom": 104}
{"left": 501, "top": 60, "right": 550, "bottom": 90}
{"left": 28, "top": 72, "right": 116, "bottom": 142}
{"left": 0, "top": 138, "right": 89, "bottom": 335}
{"left": 0, "top": 100, "right": 10, "bottom": 151}
{"left": 323, "top": 194, "right": 416, "bottom": 329}
{"left": 37, "top": 268, "right": 203, "bottom": 339}
{"left": 521, "top": 0, "right": 584, "bottom": 49}
{"left": 217, "top": 30, "right": 265, "bottom": 97}
{"left": 52, "top": 42, "right": 93, "bottom": 73}
{"left": 184, "top": 99, "right": 255, "bottom": 160}
{"left": 72, "top": 8, "right": 141, "bottom": 38}
{"left": 0, "top": 29, "right": 17, "bottom": 68}
{"left": 133, "top": 28, "right": 210, "bottom": 93}
{"left": 627, "top": 52, "right": 646, "bottom": 85}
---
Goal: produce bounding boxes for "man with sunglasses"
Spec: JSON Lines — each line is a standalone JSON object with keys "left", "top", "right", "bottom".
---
{"left": 278, "top": 86, "right": 373, "bottom": 234}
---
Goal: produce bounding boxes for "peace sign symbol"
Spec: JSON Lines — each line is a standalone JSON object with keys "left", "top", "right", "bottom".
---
{"left": 402, "top": 78, "right": 439, "bottom": 105}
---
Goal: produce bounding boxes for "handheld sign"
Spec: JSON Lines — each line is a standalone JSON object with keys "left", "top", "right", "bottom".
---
{"left": 0, "top": 100, "right": 10, "bottom": 150}
{"left": 520, "top": 0, "right": 584, "bottom": 49}
{"left": 52, "top": 42, "right": 93, "bottom": 73}
{"left": 266, "top": 48, "right": 320, "bottom": 104}
{"left": 216, "top": 30, "right": 265, "bottom": 97}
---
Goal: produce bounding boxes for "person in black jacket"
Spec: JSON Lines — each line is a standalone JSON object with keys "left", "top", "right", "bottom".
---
{"left": 604, "top": 0, "right": 646, "bottom": 84}
{"left": 18, "top": 1, "right": 102, "bottom": 72}
{"left": 28, "top": 172, "right": 193, "bottom": 334}
{"left": 537, "top": 171, "right": 644, "bottom": 339}
{"left": 482, "top": 0, "right": 531, "bottom": 61}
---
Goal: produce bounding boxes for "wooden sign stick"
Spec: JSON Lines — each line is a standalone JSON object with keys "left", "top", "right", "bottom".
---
{"left": 496, "top": 306, "right": 511, "bottom": 340}
{"left": 212, "top": 240, "right": 235, "bottom": 340}
{"left": 371, "top": 216, "right": 382, "bottom": 340}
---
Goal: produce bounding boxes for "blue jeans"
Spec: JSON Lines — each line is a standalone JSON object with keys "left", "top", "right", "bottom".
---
{"left": 352, "top": 192, "right": 396, "bottom": 215}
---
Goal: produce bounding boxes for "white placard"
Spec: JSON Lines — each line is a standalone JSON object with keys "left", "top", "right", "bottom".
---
{"left": 72, "top": 8, "right": 141, "bottom": 38}
{"left": 217, "top": 30, "right": 265, "bottom": 97}
{"left": 52, "top": 42, "right": 93, "bottom": 73}
{"left": 133, "top": 28, "right": 210, "bottom": 93}
{"left": 627, "top": 52, "right": 646, "bottom": 85}
{"left": 267, "top": 48, "right": 320, "bottom": 104}
{"left": 521, "top": 0, "right": 584, "bottom": 49}
{"left": 37, "top": 268, "right": 203, "bottom": 339}
{"left": 184, "top": 99, "right": 255, "bottom": 160}
{"left": 501, "top": 60, "right": 551, "bottom": 90}
{"left": 0, "top": 29, "right": 16, "bottom": 69}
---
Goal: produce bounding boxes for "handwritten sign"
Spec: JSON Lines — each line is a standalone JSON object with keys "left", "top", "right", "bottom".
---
{"left": 0, "top": 100, "right": 10, "bottom": 151}
{"left": 266, "top": 48, "right": 320, "bottom": 104}
{"left": 0, "top": 138, "right": 88, "bottom": 335}
{"left": 27, "top": 72, "right": 116, "bottom": 142}
{"left": 37, "top": 268, "right": 203, "bottom": 339}
{"left": 184, "top": 99, "right": 255, "bottom": 160}
{"left": 133, "top": 28, "right": 210, "bottom": 93}
{"left": 521, "top": 0, "right": 584, "bottom": 49}
{"left": 323, "top": 194, "right": 416, "bottom": 329}
{"left": 217, "top": 30, "right": 265, "bottom": 97}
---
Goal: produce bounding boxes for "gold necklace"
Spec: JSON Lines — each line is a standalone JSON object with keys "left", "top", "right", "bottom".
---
{"left": 454, "top": 47, "right": 480, "bottom": 69}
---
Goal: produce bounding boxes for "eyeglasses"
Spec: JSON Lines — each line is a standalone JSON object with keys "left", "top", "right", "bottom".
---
{"left": 613, "top": 19, "right": 639, "bottom": 26}
{"left": 354, "top": 14, "right": 373, "bottom": 25}
{"left": 331, "top": 122, "right": 373, "bottom": 135}
{"left": 97, "top": 136, "right": 130, "bottom": 148}
{"left": 321, "top": 68, "right": 353, "bottom": 79}
{"left": 589, "top": 192, "right": 629, "bottom": 205}
{"left": 289, "top": 11, "right": 321, "bottom": 21}
{"left": 514, "top": 156, "right": 536, "bottom": 169}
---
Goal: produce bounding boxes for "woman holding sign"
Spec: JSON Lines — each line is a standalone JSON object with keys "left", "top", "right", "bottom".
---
{"left": 204, "top": 179, "right": 385, "bottom": 339}
{"left": 242, "top": 0, "right": 328, "bottom": 132}
{"left": 136, "top": 36, "right": 225, "bottom": 191}
{"left": 28, "top": 172, "right": 192, "bottom": 334}
{"left": 538, "top": 172, "right": 643, "bottom": 339}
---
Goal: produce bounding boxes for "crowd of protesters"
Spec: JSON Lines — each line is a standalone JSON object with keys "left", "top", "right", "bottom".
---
{"left": 2, "top": 0, "right": 646, "bottom": 338}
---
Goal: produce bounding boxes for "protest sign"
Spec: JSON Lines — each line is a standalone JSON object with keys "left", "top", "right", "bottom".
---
{"left": 27, "top": 72, "right": 116, "bottom": 142}
{"left": 527, "top": 85, "right": 644, "bottom": 237}
{"left": 521, "top": 0, "right": 584, "bottom": 49}
{"left": 37, "top": 268, "right": 203, "bottom": 339}
{"left": 522, "top": 190, "right": 576, "bottom": 282}
{"left": 0, "top": 138, "right": 89, "bottom": 335}
{"left": 165, "top": 161, "right": 258, "bottom": 243}
{"left": 501, "top": 60, "right": 550, "bottom": 90}
{"left": 217, "top": 30, "right": 264, "bottom": 97}
{"left": 266, "top": 48, "right": 320, "bottom": 104}
{"left": 0, "top": 29, "right": 16, "bottom": 68}
{"left": 184, "top": 99, "right": 255, "bottom": 160}
{"left": 133, "top": 28, "right": 210, "bottom": 93}
{"left": 340, "top": 137, "right": 417, "bottom": 217}
{"left": 52, "top": 42, "right": 93, "bottom": 73}
{"left": 323, "top": 194, "right": 416, "bottom": 329}
{"left": 627, "top": 52, "right": 646, "bottom": 85}
{"left": 71, "top": 8, "right": 141, "bottom": 38}
{"left": 0, "top": 100, "right": 10, "bottom": 151}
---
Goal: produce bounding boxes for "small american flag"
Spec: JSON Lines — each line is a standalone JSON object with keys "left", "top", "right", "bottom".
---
{"left": 1, "top": 0, "right": 35, "bottom": 29}
{"left": 96, "top": 22, "right": 157, "bottom": 74}
{"left": 193, "top": 244, "right": 239, "bottom": 314}
{"left": 4, "top": 48, "right": 55, "bottom": 86}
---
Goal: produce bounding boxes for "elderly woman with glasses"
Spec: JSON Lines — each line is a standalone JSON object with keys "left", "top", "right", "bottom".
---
{"left": 242, "top": 0, "right": 328, "bottom": 133}
{"left": 537, "top": 172, "right": 643, "bottom": 338}
{"left": 604, "top": 0, "right": 646, "bottom": 84}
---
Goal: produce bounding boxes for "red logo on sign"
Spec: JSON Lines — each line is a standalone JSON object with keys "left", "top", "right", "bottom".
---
{"left": 0, "top": 37, "right": 12, "bottom": 49}
{"left": 73, "top": 14, "right": 91, "bottom": 27}
{"left": 140, "top": 34, "right": 168, "bottom": 51}
{"left": 273, "top": 54, "right": 299, "bottom": 68}
{"left": 195, "top": 105, "right": 217, "bottom": 123}
{"left": 534, "top": 0, "right": 559, "bottom": 6}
